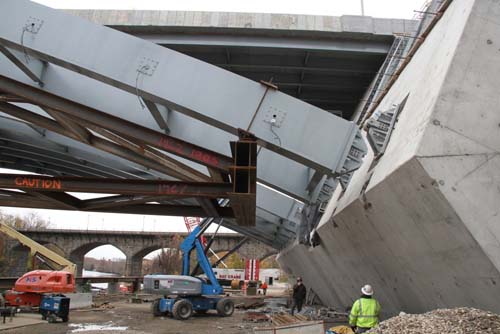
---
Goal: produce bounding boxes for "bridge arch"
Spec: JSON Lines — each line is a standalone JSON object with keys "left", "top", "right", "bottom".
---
{"left": 69, "top": 242, "right": 127, "bottom": 277}
{"left": 127, "top": 237, "right": 182, "bottom": 276}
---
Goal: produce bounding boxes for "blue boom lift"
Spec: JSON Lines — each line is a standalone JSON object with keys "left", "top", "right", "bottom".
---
{"left": 145, "top": 219, "right": 234, "bottom": 320}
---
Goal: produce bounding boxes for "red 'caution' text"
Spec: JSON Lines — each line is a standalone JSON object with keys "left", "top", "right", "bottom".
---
{"left": 14, "top": 177, "right": 62, "bottom": 190}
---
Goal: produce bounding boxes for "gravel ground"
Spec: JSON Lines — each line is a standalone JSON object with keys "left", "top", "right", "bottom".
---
{"left": 370, "top": 307, "right": 500, "bottom": 334}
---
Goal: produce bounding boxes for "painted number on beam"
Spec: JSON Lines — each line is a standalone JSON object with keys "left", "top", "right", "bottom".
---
{"left": 158, "top": 184, "right": 188, "bottom": 195}
{"left": 158, "top": 137, "right": 219, "bottom": 167}
{"left": 15, "top": 177, "right": 62, "bottom": 190}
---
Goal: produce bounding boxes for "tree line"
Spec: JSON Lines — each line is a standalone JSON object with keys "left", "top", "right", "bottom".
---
{"left": 0, "top": 210, "right": 51, "bottom": 275}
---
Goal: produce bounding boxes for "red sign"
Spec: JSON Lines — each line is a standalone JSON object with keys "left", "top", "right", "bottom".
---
{"left": 244, "top": 259, "right": 260, "bottom": 281}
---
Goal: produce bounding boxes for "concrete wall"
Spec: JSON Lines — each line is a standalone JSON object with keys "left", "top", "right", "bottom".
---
{"left": 417, "top": 0, "right": 500, "bottom": 273}
{"left": 279, "top": 0, "right": 500, "bottom": 316}
{"left": 66, "top": 293, "right": 92, "bottom": 309}
{"left": 65, "top": 10, "right": 417, "bottom": 36}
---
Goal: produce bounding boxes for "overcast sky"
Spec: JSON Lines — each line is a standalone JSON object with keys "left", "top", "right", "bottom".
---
{"left": 2, "top": 0, "right": 426, "bottom": 260}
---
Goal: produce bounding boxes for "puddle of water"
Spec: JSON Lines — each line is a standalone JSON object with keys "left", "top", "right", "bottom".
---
{"left": 68, "top": 321, "right": 128, "bottom": 332}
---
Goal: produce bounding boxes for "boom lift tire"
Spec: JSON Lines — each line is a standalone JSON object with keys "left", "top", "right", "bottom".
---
{"left": 151, "top": 299, "right": 163, "bottom": 317}
{"left": 216, "top": 298, "right": 234, "bottom": 317}
{"left": 172, "top": 299, "right": 193, "bottom": 320}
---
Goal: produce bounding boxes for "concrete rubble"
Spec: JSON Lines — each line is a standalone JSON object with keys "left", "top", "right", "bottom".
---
{"left": 370, "top": 307, "right": 500, "bottom": 334}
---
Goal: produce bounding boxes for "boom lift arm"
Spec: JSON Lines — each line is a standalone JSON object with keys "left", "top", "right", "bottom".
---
{"left": 180, "top": 220, "right": 223, "bottom": 295}
{"left": 0, "top": 222, "right": 76, "bottom": 275}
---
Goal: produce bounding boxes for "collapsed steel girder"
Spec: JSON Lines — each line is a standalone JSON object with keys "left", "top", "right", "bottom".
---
{"left": 0, "top": 0, "right": 366, "bottom": 200}
{"left": 0, "top": 0, "right": 370, "bottom": 248}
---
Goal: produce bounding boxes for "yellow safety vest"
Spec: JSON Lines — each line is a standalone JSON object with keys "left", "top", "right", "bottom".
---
{"left": 349, "top": 297, "right": 381, "bottom": 329}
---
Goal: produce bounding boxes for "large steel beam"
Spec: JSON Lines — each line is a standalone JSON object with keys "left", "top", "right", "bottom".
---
{"left": 0, "top": 194, "right": 234, "bottom": 218}
{"left": 0, "top": 102, "right": 207, "bottom": 181}
{"left": 80, "top": 123, "right": 210, "bottom": 182}
{"left": 0, "top": 79, "right": 233, "bottom": 172}
{"left": 0, "top": 110, "right": 301, "bottom": 229}
{"left": 0, "top": 55, "right": 327, "bottom": 201}
{"left": 0, "top": 120, "right": 155, "bottom": 179}
{"left": 0, "top": 0, "right": 364, "bottom": 180}
{"left": 79, "top": 194, "right": 194, "bottom": 210}
{"left": 0, "top": 148, "right": 108, "bottom": 178}
{"left": 28, "top": 191, "right": 80, "bottom": 210}
{"left": 94, "top": 204, "right": 234, "bottom": 218}
{"left": 140, "top": 34, "right": 391, "bottom": 54}
{"left": 217, "top": 63, "right": 377, "bottom": 75}
{"left": 0, "top": 173, "right": 233, "bottom": 197}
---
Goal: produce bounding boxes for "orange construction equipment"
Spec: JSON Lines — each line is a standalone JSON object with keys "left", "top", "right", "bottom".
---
{"left": 0, "top": 223, "right": 77, "bottom": 307}
{"left": 4, "top": 270, "right": 75, "bottom": 307}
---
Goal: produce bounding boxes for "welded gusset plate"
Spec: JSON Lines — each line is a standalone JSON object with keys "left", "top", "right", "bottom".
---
{"left": 0, "top": 173, "right": 232, "bottom": 197}
{"left": 228, "top": 136, "right": 257, "bottom": 226}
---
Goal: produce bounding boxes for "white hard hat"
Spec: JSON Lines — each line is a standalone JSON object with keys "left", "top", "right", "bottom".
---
{"left": 361, "top": 284, "right": 374, "bottom": 296}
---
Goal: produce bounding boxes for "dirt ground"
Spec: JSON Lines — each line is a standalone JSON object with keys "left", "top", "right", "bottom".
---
{"left": 0, "top": 283, "right": 292, "bottom": 333}
{"left": 1, "top": 301, "right": 267, "bottom": 334}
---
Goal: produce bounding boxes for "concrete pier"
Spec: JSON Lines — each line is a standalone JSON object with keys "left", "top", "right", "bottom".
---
{"left": 279, "top": 0, "right": 500, "bottom": 317}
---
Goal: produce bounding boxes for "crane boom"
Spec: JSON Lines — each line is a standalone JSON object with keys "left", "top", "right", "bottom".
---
{"left": 0, "top": 223, "right": 76, "bottom": 275}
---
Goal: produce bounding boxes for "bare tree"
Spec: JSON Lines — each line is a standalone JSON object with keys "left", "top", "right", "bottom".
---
{"left": 0, "top": 210, "right": 50, "bottom": 230}
{"left": 143, "top": 234, "right": 183, "bottom": 275}
{"left": 0, "top": 210, "right": 52, "bottom": 275}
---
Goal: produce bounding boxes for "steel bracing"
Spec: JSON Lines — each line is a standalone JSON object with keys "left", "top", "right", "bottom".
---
{"left": 0, "top": 0, "right": 368, "bottom": 249}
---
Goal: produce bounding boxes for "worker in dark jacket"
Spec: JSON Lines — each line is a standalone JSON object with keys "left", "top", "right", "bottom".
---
{"left": 291, "top": 277, "right": 306, "bottom": 315}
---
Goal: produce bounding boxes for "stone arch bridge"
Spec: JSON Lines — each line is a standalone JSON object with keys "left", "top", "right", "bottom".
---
{"left": 3, "top": 229, "right": 277, "bottom": 277}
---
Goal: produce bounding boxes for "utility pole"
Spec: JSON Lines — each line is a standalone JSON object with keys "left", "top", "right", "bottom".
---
{"left": 360, "top": 0, "right": 365, "bottom": 16}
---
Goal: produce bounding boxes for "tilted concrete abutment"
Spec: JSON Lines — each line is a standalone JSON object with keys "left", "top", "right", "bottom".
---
{"left": 278, "top": 0, "right": 500, "bottom": 317}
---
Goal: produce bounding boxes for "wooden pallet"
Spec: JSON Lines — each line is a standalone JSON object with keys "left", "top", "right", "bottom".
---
{"left": 271, "top": 313, "right": 309, "bottom": 326}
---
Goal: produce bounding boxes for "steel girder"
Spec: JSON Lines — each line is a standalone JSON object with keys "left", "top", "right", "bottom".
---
{"left": 0, "top": 0, "right": 369, "bottom": 248}
{"left": 135, "top": 33, "right": 391, "bottom": 54}
{"left": 0, "top": 112, "right": 298, "bottom": 245}
{"left": 0, "top": 57, "right": 306, "bottom": 246}
{"left": 0, "top": 0, "right": 366, "bottom": 196}
{"left": 0, "top": 117, "right": 166, "bottom": 179}
{"left": 0, "top": 173, "right": 233, "bottom": 197}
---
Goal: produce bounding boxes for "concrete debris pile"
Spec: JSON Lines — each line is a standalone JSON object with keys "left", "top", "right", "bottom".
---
{"left": 304, "top": 306, "right": 349, "bottom": 322}
{"left": 370, "top": 307, "right": 500, "bottom": 334}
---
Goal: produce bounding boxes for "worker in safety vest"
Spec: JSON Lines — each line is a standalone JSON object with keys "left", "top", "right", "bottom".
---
{"left": 261, "top": 281, "right": 268, "bottom": 295}
{"left": 349, "top": 284, "right": 381, "bottom": 333}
